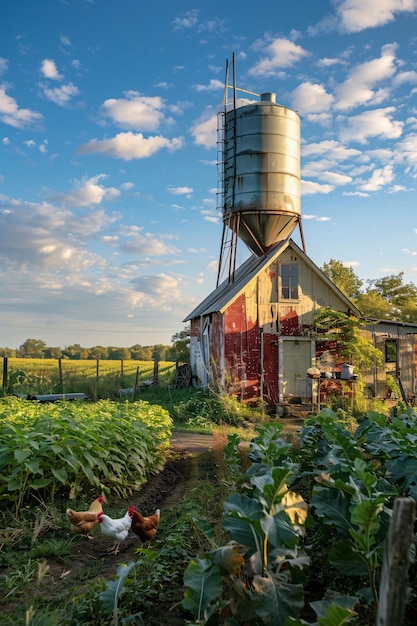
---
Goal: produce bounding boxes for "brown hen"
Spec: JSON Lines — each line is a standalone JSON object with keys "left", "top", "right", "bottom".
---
{"left": 130, "top": 508, "right": 160, "bottom": 547}
{"left": 66, "top": 495, "right": 105, "bottom": 539}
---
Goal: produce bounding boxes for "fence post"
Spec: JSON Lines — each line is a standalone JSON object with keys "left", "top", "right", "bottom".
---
{"left": 2, "top": 357, "right": 8, "bottom": 394}
{"left": 377, "top": 496, "right": 416, "bottom": 625}
{"left": 58, "top": 358, "right": 63, "bottom": 392}
{"left": 133, "top": 366, "right": 140, "bottom": 399}
{"left": 153, "top": 359, "right": 159, "bottom": 384}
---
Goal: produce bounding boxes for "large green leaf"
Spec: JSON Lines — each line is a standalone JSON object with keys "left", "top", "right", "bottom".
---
{"left": 205, "top": 545, "right": 244, "bottom": 575}
{"left": 328, "top": 540, "right": 368, "bottom": 576}
{"left": 182, "top": 557, "right": 223, "bottom": 621}
{"left": 51, "top": 467, "right": 69, "bottom": 484}
{"left": 310, "top": 485, "right": 351, "bottom": 532}
{"left": 251, "top": 571, "right": 304, "bottom": 626}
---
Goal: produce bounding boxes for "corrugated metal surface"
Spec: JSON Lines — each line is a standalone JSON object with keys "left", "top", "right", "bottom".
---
{"left": 223, "top": 98, "right": 300, "bottom": 255}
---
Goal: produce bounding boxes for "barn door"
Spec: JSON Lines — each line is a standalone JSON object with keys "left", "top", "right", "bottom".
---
{"left": 281, "top": 339, "right": 313, "bottom": 402}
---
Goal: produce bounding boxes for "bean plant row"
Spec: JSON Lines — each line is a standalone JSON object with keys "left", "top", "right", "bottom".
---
{"left": 0, "top": 397, "right": 172, "bottom": 514}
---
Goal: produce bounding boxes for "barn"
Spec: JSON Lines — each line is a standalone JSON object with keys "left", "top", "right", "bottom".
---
{"left": 184, "top": 57, "right": 417, "bottom": 411}
{"left": 184, "top": 237, "right": 417, "bottom": 410}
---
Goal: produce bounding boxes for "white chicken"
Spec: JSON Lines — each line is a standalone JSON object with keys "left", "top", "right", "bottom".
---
{"left": 97, "top": 506, "right": 134, "bottom": 555}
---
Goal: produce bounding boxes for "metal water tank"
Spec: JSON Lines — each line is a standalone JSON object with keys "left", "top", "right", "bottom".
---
{"left": 222, "top": 93, "right": 301, "bottom": 256}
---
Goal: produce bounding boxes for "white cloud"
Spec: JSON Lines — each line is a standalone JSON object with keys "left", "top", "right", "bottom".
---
{"left": 100, "top": 92, "right": 167, "bottom": 131}
{"left": 43, "top": 83, "right": 79, "bottom": 106}
{"left": 335, "top": 0, "right": 417, "bottom": 33}
{"left": 77, "top": 132, "right": 184, "bottom": 160}
{"left": 172, "top": 9, "right": 199, "bottom": 30}
{"left": 338, "top": 107, "right": 403, "bottom": 143}
{"left": 302, "top": 140, "right": 361, "bottom": 161}
{"left": 0, "top": 57, "right": 8, "bottom": 76}
{"left": 193, "top": 79, "right": 224, "bottom": 92}
{"left": 334, "top": 45, "right": 397, "bottom": 110}
{"left": 291, "top": 82, "right": 334, "bottom": 114}
{"left": 248, "top": 38, "right": 311, "bottom": 77}
{"left": 395, "top": 133, "right": 417, "bottom": 175}
{"left": 0, "top": 87, "right": 43, "bottom": 128}
{"left": 301, "top": 180, "right": 335, "bottom": 195}
{"left": 51, "top": 174, "right": 121, "bottom": 208}
{"left": 40, "top": 59, "right": 63, "bottom": 80}
{"left": 359, "top": 164, "right": 394, "bottom": 191}
{"left": 120, "top": 230, "right": 180, "bottom": 256}
{"left": 190, "top": 112, "right": 217, "bottom": 148}
{"left": 167, "top": 186, "right": 193, "bottom": 195}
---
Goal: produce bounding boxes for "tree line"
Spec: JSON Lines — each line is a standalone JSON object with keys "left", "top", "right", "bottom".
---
{"left": 0, "top": 328, "right": 191, "bottom": 363}
{"left": 321, "top": 262, "right": 417, "bottom": 323}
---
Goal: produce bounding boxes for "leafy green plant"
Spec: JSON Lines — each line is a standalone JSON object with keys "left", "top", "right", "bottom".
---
{"left": 183, "top": 424, "right": 310, "bottom": 625}
{"left": 0, "top": 397, "right": 172, "bottom": 513}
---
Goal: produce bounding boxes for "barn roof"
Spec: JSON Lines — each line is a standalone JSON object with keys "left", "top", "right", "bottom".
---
{"left": 184, "top": 238, "right": 361, "bottom": 321}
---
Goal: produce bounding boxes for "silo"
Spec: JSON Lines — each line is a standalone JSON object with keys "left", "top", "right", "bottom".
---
{"left": 222, "top": 92, "right": 301, "bottom": 256}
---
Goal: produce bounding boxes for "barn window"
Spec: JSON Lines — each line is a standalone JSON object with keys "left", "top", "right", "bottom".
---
{"left": 281, "top": 264, "right": 299, "bottom": 299}
{"left": 385, "top": 339, "right": 397, "bottom": 363}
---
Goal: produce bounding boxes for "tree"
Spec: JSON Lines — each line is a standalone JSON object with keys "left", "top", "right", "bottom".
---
{"left": 89, "top": 345, "right": 109, "bottom": 360}
{"left": 62, "top": 344, "right": 89, "bottom": 359}
{"left": 313, "top": 308, "right": 384, "bottom": 371}
{"left": 152, "top": 344, "right": 167, "bottom": 362}
{"left": 169, "top": 326, "right": 190, "bottom": 363}
{"left": 353, "top": 290, "right": 392, "bottom": 320}
{"left": 130, "top": 345, "right": 153, "bottom": 360}
{"left": 18, "top": 338, "right": 47, "bottom": 358}
{"left": 108, "top": 347, "right": 131, "bottom": 360}
{"left": 321, "top": 259, "right": 363, "bottom": 299}
{"left": 366, "top": 272, "right": 417, "bottom": 321}
{"left": 44, "top": 346, "right": 62, "bottom": 359}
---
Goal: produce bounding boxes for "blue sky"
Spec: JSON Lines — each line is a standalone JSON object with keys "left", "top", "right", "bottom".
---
{"left": 1, "top": 0, "right": 417, "bottom": 350}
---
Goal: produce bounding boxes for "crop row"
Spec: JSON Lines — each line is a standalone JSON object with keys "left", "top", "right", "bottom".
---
{"left": 0, "top": 396, "right": 172, "bottom": 514}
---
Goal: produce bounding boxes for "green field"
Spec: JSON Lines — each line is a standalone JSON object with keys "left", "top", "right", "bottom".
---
{"left": 0, "top": 358, "right": 176, "bottom": 399}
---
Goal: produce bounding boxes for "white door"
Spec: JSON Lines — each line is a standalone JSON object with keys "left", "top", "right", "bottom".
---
{"left": 281, "top": 339, "right": 313, "bottom": 401}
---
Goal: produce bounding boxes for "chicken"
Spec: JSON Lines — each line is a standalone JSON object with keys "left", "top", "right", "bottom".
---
{"left": 66, "top": 495, "right": 105, "bottom": 540}
{"left": 97, "top": 506, "right": 134, "bottom": 555}
{"left": 130, "top": 508, "right": 160, "bottom": 548}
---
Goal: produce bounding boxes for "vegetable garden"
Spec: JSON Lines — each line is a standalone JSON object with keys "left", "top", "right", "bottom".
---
{"left": 1, "top": 390, "right": 417, "bottom": 624}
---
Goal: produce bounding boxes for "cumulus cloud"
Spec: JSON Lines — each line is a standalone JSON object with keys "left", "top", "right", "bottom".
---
{"left": 338, "top": 107, "right": 403, "bottom": 143}
{"left": 77, "top": 132, "right": 184, "bottom": 160}
{"left": 118, "top": 228, "right": 181, "bottom": 256}
{"left": 290, "top": 82, "right": 334, "bottom": 114}
{"left": 40, "top": 59, "right": 63, "bottom": 80}
{"left": 42, "top": 82, "right": 79, "bottom": 106}
{"left": 301, "top": 180, "right": 335, "bottom": 195}
{"left": 335, "top": 0, "right": 417, "bottom": 33}
{"left": 193, "top": 79, "right": 224, "bottom": 92}
{"left": 359, "top": 164, "right": 394, "bottom": 191}
{"left": 248, "top": 38, "right": 311, "bottom": 77}
{"left": 100, "top": 92, "right": 167, "bottom": 131}
{"left": 334, "top": 45, "right": 397, "bottom": 110}
{"left": 301, "top": 140, "right": 361, "bottom": 161}
{"left": 0, "top": 198, "right": 112, "bottom": 271}
{"left": 0, "top": 87, "right": 43, "bottom": 128}
{"left": 190, "top": 112, "right": 217, "bottom": 148}
{"left": 50, "top": 174, "right": 120, "bottom": 208}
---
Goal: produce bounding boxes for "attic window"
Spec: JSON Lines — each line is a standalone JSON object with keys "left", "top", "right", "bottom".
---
{"left": 281, "top": 264, "right": 299, "bottom": 300}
